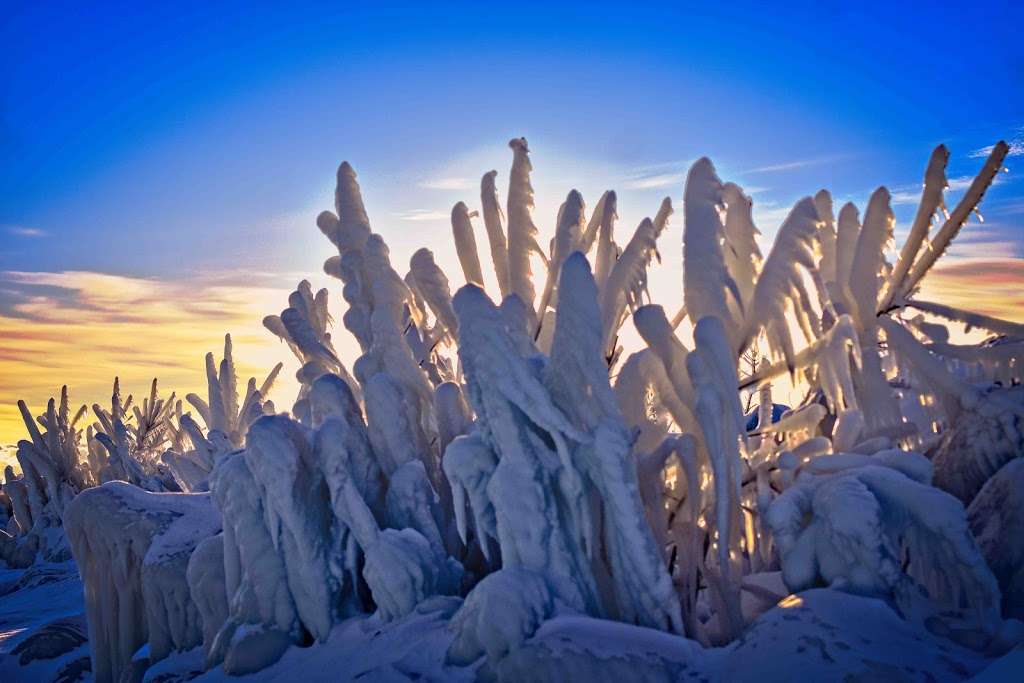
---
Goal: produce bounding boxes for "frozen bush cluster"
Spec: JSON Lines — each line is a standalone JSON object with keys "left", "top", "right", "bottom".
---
{"left": 3, "top": 137, "right": 1023, "bottom": 681}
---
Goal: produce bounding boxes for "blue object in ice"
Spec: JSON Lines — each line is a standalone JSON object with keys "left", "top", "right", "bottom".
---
{"left": 745, "top": 404, "right": 790, "bottom": 431}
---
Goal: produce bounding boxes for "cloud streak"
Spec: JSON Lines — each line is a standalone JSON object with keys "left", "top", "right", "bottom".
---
{"left": 743, "top": 155, "right": 841, "bottom": 175}
{"left": 4, "top": 225, "right": 47, "bottom": 238}
{"left": 395, "top": 209, "right": 449, "bottom": 221}
{"left": 624, "top": 172, "right": 687, "bottom": 190}
{"left": 419, "top": 177, "right": 476, "bottom": 191}
{"left": 969, "top": 134, "right": 1024, "bottom": 159}
{"left": 620, "top": 159, "right": 694, "bottom": 190}
{"left": 889, "top": 174, "right": 1008, "bottom": 206}
{"left": 918, "top": 258, "right": 1024, "bottom": 324}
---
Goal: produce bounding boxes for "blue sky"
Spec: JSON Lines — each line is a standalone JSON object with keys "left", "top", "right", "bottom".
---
{"left": 3, "top": 1, "right": 1022, "bottom": 275}
{"left": 1, "top": 1, "right": 1023, "bottom": 451}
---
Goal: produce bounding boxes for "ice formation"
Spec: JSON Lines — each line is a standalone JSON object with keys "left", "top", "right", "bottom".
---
{"left": 63, "top": 482, "right": 220, "bottom": 681}
{"left": 2, "top": 137, "right": 1023, "bottom": 682}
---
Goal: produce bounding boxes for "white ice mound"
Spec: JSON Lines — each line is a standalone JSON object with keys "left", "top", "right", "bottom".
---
{"left": 185, "top": 533, "right": 229, "bottom": 666}
{"left": 243, "top": 415, "right": 335, "bottom": 642}
{"left": 208, "top": 450, "right": 300, "bottom": 669}
{"left": 63, "top": 481, "right": 220, "bottom": 683}
{"left": 968, "top": 458, "right": 1024, "bottom": 620}
{"left": 767, "top": 462, "right": 1002, "bottom": 634}
{"left": 932, "top": 386, "right": 1024, "bottom": 504}
{"left": 446, "top": 567, "right": 556, "bottom": 666}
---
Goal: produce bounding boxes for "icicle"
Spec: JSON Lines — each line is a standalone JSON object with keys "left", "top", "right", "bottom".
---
{"left": 813, "top": 189, "right": 837, "bottom": 285}
{"left": 409, "top": 247, "right": 459, "bottom": 339}
{"left": 600, "top": 218, "right": 662, "bottom": 358}
{"left": 480, "top": 170, "right": 511, "bottom": 298}
{"left": 592, "top": 190, "right": 619, "bottom": 293}
{"left": 847, "top": 187, "right": 894, "bottom": 330}
{"left": 721, "top": 182, "right": 762, "bottom": 310}
{"left": 535, "top": 190, "right": 585, "bottom": 329}
{"left": 506, "top": 138, "right": 543, "bottom": 320}
{"left": 683, "top": 159, "right": 742, "bottom": 348}
{"left": 832, "top": 202, "right": 861, "bottom": 303}
{"left": 451, "top": 201, "right": 485, "bottom": 286}
{"left": 742, "top": 197, "right": 820, "bottom": 369}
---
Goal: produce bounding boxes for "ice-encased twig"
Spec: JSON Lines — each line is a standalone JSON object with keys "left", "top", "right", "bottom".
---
{"left": 451, "top": 201, "right": 485, "bottom": 286}
{"left": 898, "top": 141, "right": 1009, "bottom": 299}
{"left": 506, "top": 138, "right": 544, "bottom": 321}
{"left": 880, "top": 145, "right": 949, "bottom": 309}
{"left": 683, "top": 158, "right": 742, "bottom": 349}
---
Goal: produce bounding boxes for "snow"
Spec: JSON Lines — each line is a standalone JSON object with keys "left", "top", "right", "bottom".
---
{"left": 409, "top": 247, "right": 459, "bottom": 338}
{"left": 208, "top": 450, "right": 298, "bottom": 670}
{"left": 3, "top": 558, "right": 1013, "bottom": 683}
{"left": 901, "top": 141, "right": 1010, "bottom": 297}
{"left": 186, "top": 534, "right": 229, "bottom": 665}
{"left": 0, "top": 561, "right": 87, "bottom": 683}
{"left": 600, "top": 217, "right": 661, "bottom": 357}
{"left": 721, "top": 588, "right": 991, "bottom": 682}
{"left": 925, "top": 383, "right": 1023, "bottom": 505}
{"left": 847, "top": 187, "right": 893, "bottom": 332}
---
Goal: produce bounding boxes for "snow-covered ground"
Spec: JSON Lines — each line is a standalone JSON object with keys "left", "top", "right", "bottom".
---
{"left": 0, "top": 561, "right": 89, "bottom": 682}
{"left": 1, "top": 561, "right": 1013, "bottom": 682}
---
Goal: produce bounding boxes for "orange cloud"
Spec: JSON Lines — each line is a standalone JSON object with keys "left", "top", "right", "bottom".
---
{"left": 0, "top": 269, "right": 351, "bottom": 469}
{"left": 917, "top": 258, "right": 1024, "bottom": 325}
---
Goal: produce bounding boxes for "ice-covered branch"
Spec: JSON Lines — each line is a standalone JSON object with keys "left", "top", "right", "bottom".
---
{"left": 904, "top": 299, "right": 1024, "bottom": 338}
{"left": 898, "top": 141, "right": 1009, "bottom": 298}
{"left": 881, "top": 144, "right": 949, "bottom": 309}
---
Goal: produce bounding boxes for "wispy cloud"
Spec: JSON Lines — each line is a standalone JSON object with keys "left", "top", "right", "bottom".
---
{"left": 5, "top": 225, "right": 47, "bottom": 238}
{"left": 889, "top": 190, "right": 921, "bottom": 206}
{"left": 395, "top": 209, "right": 449, "bottom": 221}
{"left": 889, "top": 174, "right": 1006, "bottom": 205}
{"left": 945, "top": 238, "right": 1023, "bottom": 261}
{"left": 744, "top": 156, "right": 840, "bottom": 175}
{"left": 620, "top": 159, "right": 693, "bottom": 190}
{"left": 984, "top": 198, "right": 1024, "bottom": 215}
{"left": 969, "top": 133, "right": 1024, "bottom": 159}
{"left": 419, "top": 177, "right": 476, "bottom": 191}
{"left": 624, "top": 172, "right": 686, "bottom": 190}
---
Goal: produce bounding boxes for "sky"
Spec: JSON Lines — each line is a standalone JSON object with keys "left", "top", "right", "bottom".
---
{"left": 2, "top": 1, "right": 1023, "bottom": 463}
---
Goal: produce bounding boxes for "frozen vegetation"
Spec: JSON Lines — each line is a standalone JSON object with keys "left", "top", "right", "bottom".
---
{"left": 2, "top": 138, "right": 1023, "bottom": 682}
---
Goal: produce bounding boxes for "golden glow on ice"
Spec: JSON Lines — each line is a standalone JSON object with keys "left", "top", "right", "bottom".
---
{"left": 778, "top": 594, "right": 803, "bottom": 609}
